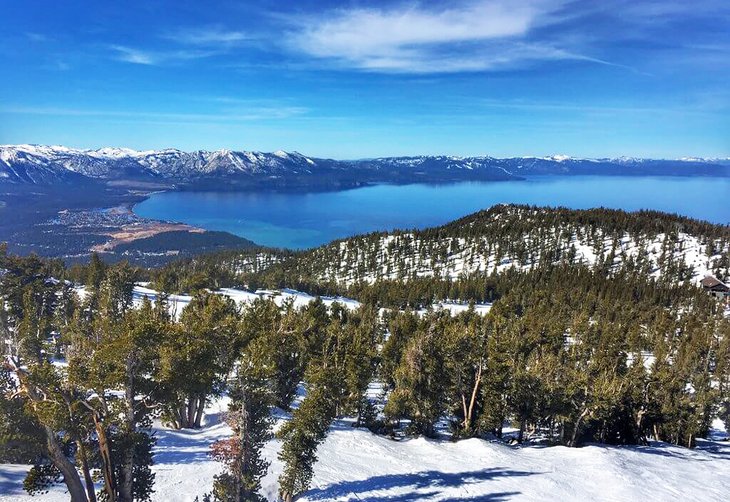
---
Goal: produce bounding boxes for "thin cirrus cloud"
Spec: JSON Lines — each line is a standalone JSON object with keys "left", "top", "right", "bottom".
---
{"left": 1, "top": 105, "right": 310, "bottom": 123}
{"left": 109, "top": 44, "right": 218, "bottom": 65}
{"left": 110, "top": 27, "right": 250, "bottom": 65}
{"left": 161, "top": 26, "right": 251, "bottom": 46}
{"left": 284, "top": 0, "right": 589, "bottom": 73}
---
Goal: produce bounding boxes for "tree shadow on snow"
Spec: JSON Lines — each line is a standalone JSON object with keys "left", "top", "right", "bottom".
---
{"left": 619, "top": 441, "right": 728, "bottom": 461}
{"left": 694, "top": 439, "right": 730, "bottom": 460}
{"left": 202, "top": 409, "right": 227, "bottom": 427}
{"left": 574, "top": 440, "right": 730, "bottom": 463}
{"left": 152, "top": 428, "right": 221, "bottom": 464}
{"left": 437, "top": 494, "right": 522, "bottom": 502}
{"left": 304, "top": 467, "right": 538, "bottom": 501}
{"left": 0, "top": 467, "right": 31, "bottom": 496}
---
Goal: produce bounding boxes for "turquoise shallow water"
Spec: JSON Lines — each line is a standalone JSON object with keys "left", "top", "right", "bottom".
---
{"left": 133, "top": 176, "right": 730, "bottom": 249}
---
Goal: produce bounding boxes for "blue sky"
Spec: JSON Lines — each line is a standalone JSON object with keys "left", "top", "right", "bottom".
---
{"left": 1, "top": 0, "right": 728, "bottom": 158}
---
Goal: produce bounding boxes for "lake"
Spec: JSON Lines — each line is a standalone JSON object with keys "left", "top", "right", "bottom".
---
{"left": 134, "top": 176, "right": 730, "bottom": 249}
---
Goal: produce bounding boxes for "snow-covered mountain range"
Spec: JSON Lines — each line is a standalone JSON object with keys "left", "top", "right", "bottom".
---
{"left": 0, "top": 144, "right": 320, "bottom": 184}
{"left": 1, "top": 144, "right": 728, "bottom": 185}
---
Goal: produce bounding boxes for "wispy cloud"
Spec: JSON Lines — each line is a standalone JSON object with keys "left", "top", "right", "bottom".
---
{"left": 110, "top": 45, "right": 157, "bottom": 65}
{"left": 25, "top": 32, "right": 50, "bottom": 42}
{"left": 162, "top": 26, "right": 250, "bottom": 46}
{"left": 109, "top": 45, "right": 216, "bottom": 65}
{"left": 108, "top": 25, "right": 252, "bottom": 65}
{"left": 0, "top": 105, "right": 310, "bottom": 122}
{"left": 282, "top": 0, "right": 608, "bottom": 73}
{"left": 52, "top": 60, "right": 71, "bottom": 71}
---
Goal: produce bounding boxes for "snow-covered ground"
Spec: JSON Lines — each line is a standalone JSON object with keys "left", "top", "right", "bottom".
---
{"left": 5, "top": 285, "right": 719, "bottom": 501}
{"left": 427, "top": 301, "right": 492, "bottom": 316}
{"left": 75, "top": 283, "right": 492, "bottom": 320}
{"left": 320, "top": 224, "right": 729, "bottom": 287}
{"left": 2, "top": 397, "right": 728, "bottom": 502}
{"left": 74, "top": 284, "right": 364, "bottom": 321}
{"left": 132, "top": 284, "right": 362, "bottom": 314}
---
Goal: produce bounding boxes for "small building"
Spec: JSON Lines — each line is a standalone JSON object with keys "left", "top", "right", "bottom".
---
{"left": 701, "top": 275, "right": 730, "bottom": 299}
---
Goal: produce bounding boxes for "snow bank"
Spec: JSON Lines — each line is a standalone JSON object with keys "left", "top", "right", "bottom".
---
{"left": 2, "top": 397, "right": 728, "bottom": 502}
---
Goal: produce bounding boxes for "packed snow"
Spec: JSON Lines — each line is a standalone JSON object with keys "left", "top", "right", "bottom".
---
{"left": 1, "top": 395, "right": 728, "bottom": 502}
{"left": 3, "top": 284, "right": 723, "bottom": 501}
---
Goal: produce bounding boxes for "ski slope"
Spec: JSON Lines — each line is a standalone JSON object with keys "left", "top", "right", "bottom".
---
{"left": 1, "top": 286, "right": 722, "bottom": 501}
{"left": 1, "top": 397, "right": 728, "bottom": 502}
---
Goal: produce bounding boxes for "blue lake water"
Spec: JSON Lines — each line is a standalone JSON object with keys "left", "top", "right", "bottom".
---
{"left": 134, "top": 176, "right": 730, "bottom": 249}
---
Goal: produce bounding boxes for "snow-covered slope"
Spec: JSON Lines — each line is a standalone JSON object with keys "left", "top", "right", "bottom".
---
{"left": 1, "top": 396, "right": 727, "bottom": 502}
{"left": 262, "top": 205, "right": 730, "bottom": 287}
{"left": 0, "top": 144, "right": 321, "bottom": 183}
{"left": 318, "top": 230, "right": 725, "bottom": 285}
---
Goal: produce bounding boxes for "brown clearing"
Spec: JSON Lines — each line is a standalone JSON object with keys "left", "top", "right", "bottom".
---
{"left": 90, "top": 222, "right": 205, "bottom": 252}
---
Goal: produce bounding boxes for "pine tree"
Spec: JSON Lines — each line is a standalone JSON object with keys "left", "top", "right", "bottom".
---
{"left": 341, "top": 305, "right": 382, "bottom": 425}
{"left": 66, "top": 263, "right": 162, "bottom": 501}
{"left": 479, "top": 310, "right": 510, "bottom": 438}
{"left": 443, "top": 310, "right": 486, "bottom": 437}
{"left": 210, "top": 364, "right": 272, "bottom": 502}
{"left": 385, "top": 312, "right": 448, "bottom": 437}
{"left": 0, "top": 253, "right": 93, "bottom": 501}
{"left": 380, "top": 310, "right": 418, "bottom": 390}
{"left": 157, "top": 292, "right": 239, "bottom": 429}
{"left": 276, "top": 368, "right": 338, "bottom": 502}
{"left": 241, "top": 299, "right": 304, "bottom": 410}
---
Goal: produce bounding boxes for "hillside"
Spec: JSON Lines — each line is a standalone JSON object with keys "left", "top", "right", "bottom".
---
{"left": 3, "top": 232, "right": 729, "bottom": 501}
{"left": 1, "top": 397, "right": 728, "bottom": 502}
{"left": 216, "top": 205, "right": 730, "bottom": 289}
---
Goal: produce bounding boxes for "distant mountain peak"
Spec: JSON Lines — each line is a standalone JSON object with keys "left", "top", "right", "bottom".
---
{"left": 550, "top": 154, "right": 572, "bottom": 162}
{"left": 0, "top": 144, "right": 727, "bottom": 186}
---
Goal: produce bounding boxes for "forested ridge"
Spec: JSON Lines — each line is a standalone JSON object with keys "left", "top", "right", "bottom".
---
{"left": 1, "top": 205, "right": 729, "bottom": 502}
{"left": 269, "top": 205, "right": 729, "bottom": 286}
{"left": 151, "top": 205, "right": 729, "bottom": 302}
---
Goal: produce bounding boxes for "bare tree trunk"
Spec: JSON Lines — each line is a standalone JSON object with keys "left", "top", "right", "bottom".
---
{"left": 569, "top": 408, "right": 590, "bottom": 447}
{"left": 44, "top": 426, "right": 89, "bottom": 502}
{"left": 177, "top": 403, "right": 187, "bottom": 429}
{"left": 549, "top": 417, "right": 555, "bottom": 443}
{"left": 460, "top": 394, "right": 469, "bottom": 431}
{"left": 94, "top": 414, "right": 117, "bottom": 502}
{"left": 635, "top": 408, "right": 646, "bottom": 444}
{"left": 518, "top": 417, "right": 525, "bottom": 443}
{"left": 356, "top": 398, "right": 362, "bottom": 427}
{"left": 186, "top": 396, "right": 196, "bottom": 428}
{"left": 118, "top": 358, "right": 136, "bottom": 502}
{"left": 61, "top": 393, "right": 96, "bottom": 502}
{"left": 464, "top": 363, "right": 482, "bottom": 434}
{"left": 14, "top": 365, "right": 89, "bottom": 502}
{"left": 194, "top": 394, "right": 206, "bottom": 428}
{"left": 76, "top": 439, "right": 97, "bottom": 502}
